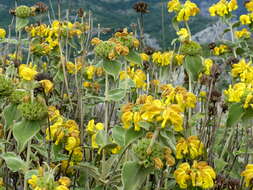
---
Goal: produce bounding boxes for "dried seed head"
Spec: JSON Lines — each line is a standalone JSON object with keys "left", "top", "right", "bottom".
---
{"left": 77, "top": 8, "right": 84, "bottom": 17}
{"left": 34, "top": 2, "right": 49, "bottom": 14}
{"left": 133, "top": 1, "right": 149, "bottom": 14}
{"left": 208, "top": 42, "right": 216, "bottom": 50}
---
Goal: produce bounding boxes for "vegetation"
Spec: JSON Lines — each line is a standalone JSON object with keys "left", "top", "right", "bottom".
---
{"left": 1, "top": 0, "right": 253, "bottom": 190}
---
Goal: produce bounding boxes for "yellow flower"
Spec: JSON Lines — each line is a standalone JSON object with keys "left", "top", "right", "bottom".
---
{"left": 235, "top": 28, "right": 251, "bottom": 39}
{"left": 161, "top": 104, "right": 183, "bottom": 131}
{"left": 111, "top": 146, "right": 121, "bottom": 154}
{"left": 176, "top": 136, "right": 204, "bottom": 159}
{"left": 65, "top": 137, "right": 79, "bottom": 151}
{"left": 0, "top": 178, "right": 3, "bottom": 187}
{"left": 91, "top": 37, "right": 102, "bottom": 45}
{"left": 240, "top": 14, "right": 251, "bottom": 25}
{"left": 66, "top": 61, "right": 82, "bottom": 74}
{"left": 48, "top": 106, "right": 61, "bottom": 122}
{"left": 175, "top": 54, "right": 184, "bottom": 65}
{"left": 167, "top": 0, "right": 181, "bottom": 12}
{"left": 191, "top": 161, "right": 216, "bottom": 189}
{"left": 133, "top": 69, "right": 147, "bottom": 89}
{"left": 121, "top": 111, "right": 133, "bottom": 129}
{"left": 28, "top": 175, "right": 38, "bottom": 188}
{"left": 133, "top": 112, "right": 141, "bottom": 131}
{"left": 153, "top": 157, "right": 164, "bottom": 169}
{"left": 58, "top": 177, "right": 71, "bottom": 187}
{"left": 209, "top": 0, "right": 237, "bottom": 17}
{"left": 91, "top": 133, "right": 99, "bottom": 148}
{"left": 241, "top": 164, "right": 253, "bottom": 187}
{"left": 227, "top": 0, "right": 238, "bottom": 12}
{"left": 40, "top": 80, "right": 53, "bottom": 94}
{"left": 245, "top": 0, "right": 253, "bottom": 12}
{"left": 0, "top": 28, "right": 6, "bottom": 39}
{"left": 86, "top": 119, "right": 95, "bottom": 134}
{"left": 203, "top": 59, "right": 213, "bottom": 75}
{"left": 177, "top": 28, "right": 189, "bottom": 41}
{"left": 152, "top": 51, "right": 173, "bottom": 66}
{"left": 19, "top": 64, "right": 38, "bottom": 81}
{"left": 56, "top": 185, "right": 69, "bottom": 190}
{"left": 86, "top": 65, "right": 96, "bottom": 80}
{"left": 199, "top": 91, "right": 207, "bottom": 99}
{"left": 213, "top": 44, "right": 229, "bottom": 55}
{"left": 176, "top": 0, "right": 199, "bottom": 22}
{"left": 224, "top": 83, "right": 246, "bottom": 103}
{"left": 174, "top": 163, "right": 191, "bottom": 189}
{"left": 174, "top": 161, "right": 216, "bottom": 189}
{"left": 244, "top": 93, "right": 253, "bottom": 109}
{"left": 140, "top": 53, "right": 150, "bottom": 61}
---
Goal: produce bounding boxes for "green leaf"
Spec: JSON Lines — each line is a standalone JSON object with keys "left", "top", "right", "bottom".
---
{"left": 112, "top": 126, "right": 126, "bottom": 146}
{"left": 122, "top": 161, "right": 151, "bottom": 190}
{"left": 124, "top": 128, "right": 144, "bottom": 146}
{"left": 119, "top": 78, "right": 135, "bottom": 89}
{"left": 108, "top": 88, "right": 125, "bottom": 102}
{"left": 16, "top": 17, "right": 29, "bottom": 31}
{"left": 1, "top": 152, "right": 27, "bottom": 172}
{"left": 184, "top": 55, "right": 203, "bottom": 81}
{"left": 125, "top": 50, "right": 142, "bottom": 65}
{"left": 3, "top": 104, "right": 21, "bottom": 130}
{"left": 214, "top": 158, "right": 227, "bottom": 173}
{"left": 226, "top": 103, "right": 244, "bottom": 127}
{"left": 232, "top": 21, "right": 241, "bottom": 28}
{"left": 13, "top": 120, "right": 41, "bottom": 153}
{"left": 102, "top": 59, "right": 121, "bottom": 79}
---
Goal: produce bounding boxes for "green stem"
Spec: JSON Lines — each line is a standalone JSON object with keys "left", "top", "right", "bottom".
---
{"left": 24, "top": 140, "right": 31, "bottom": 190}
{"left": 185, "top": 22, "right": 192, "bottom": 41}
{"left": 105, "top": 73, "right": 109, "bottom": 131}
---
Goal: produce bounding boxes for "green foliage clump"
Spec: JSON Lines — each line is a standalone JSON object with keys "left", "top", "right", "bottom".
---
{"left": 0, "top": 75, "right": 14, "bottom": 97}
{"left": 133, "top": 138, "right": 164, "bottom": 168}
{"left": 9, "top": 90, "right": 28, "bottom": 104}
{"left": 181, "top": 41, "right": 202, "bottom": 56}
{"left": 15, "top": 5, "right": 32, "bottom": 18}
{"left": 18, "top": 99, "right": 48, "bottom": 121}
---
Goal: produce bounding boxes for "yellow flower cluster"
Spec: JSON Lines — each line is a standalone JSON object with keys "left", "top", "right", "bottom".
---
{"left": 86, "top": 120, "right": 104, "bottom": 148}
{"left": 160, "top": 84, "right": 197, "bottom": 111}
{"left": 241, "top": 164, "right": 253, "bottom": 188}
{"left": 140, "top": 53, "right": 150, "bottom": 62}
{"left": 174, "top": 161, "right": 216, "bottom": 189}
{"left": 46, "top": 106, "right": 83, "bottom": 161}
{"left": 26, "top": 20, "right": 88, "bottom": 56}
{"left": 40, "top": 80, "right": 54, "bottom": 94}
{"left": 120, "top": 67, "right": 147, "bottom": 89}
{"left": 0, "top": 28, "right": 6, "bottom": 39}
{"left": 167, "top": 0, "right": 200, "bottom": 22}
{"left": 83, "top": 81, "right": 100, "bottom": 93}
{"left": 28, "top": 172, "right": 71, "bottom": 190}
{"left": 213, "top": 44, "right": 229, "bottom": 55}
{"left": 121, "top": 87, "right": 194, "bottom": 132}
{"left": 231, "top": 59, "right": 253, "bottom": 83}
{"left": 152, "top": 51, "right": 184, "bottom": 66}
{"left": 176, "top": 136, "right": 204, "bottom": 159}
{"left": 66, "top": 61, "right": 82, "bottom": 74}
{"left": 224, "top": 82, "right": 248, "bottom": 103}
{"left": 209, "top": 0, "right": 238, "bottom": 17}
{"left": 235, "top": 28, "right": 251, "bottom": 39}
{"left": 152, "top": 51, "right": 173, "bottom": 66}
{"left": 203, "top": 59, "right": 213, "bottom": 76}
{"left": 177, "top": 28, "right": 189, "bottom": 41}
{"left": 93, "top": 28, "right": 139, "bottom": 61}
{"left": 245, "top": 0, "right": 253, "bottom": 12}
{"left": 19, "top": 64, "right": 38, "bottom": 81}
{"left": 85, "top": 65, "right": 104, "bottom": 80}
